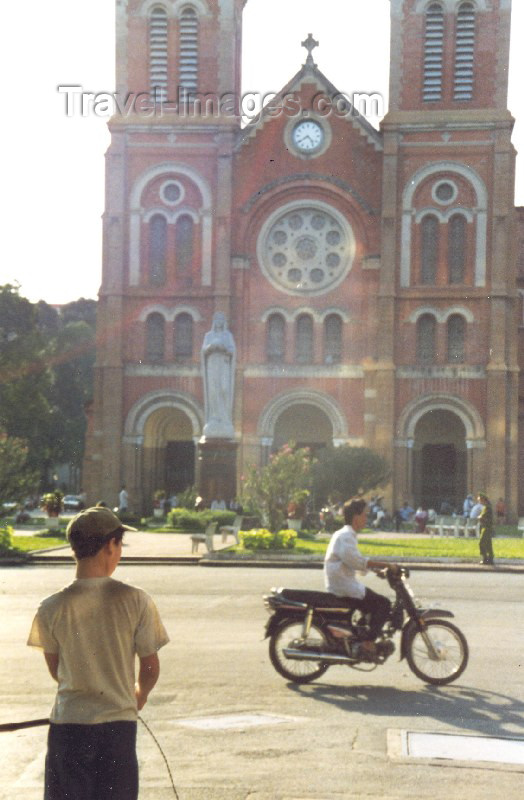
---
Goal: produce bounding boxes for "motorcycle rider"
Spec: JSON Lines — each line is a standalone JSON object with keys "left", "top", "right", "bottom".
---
{"left": 324, "top": 497, "right": 400, "bottom": 657}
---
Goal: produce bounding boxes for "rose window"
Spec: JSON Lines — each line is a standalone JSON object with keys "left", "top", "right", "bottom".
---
{"left": 258, "top": 205, "right": 354, "bottom": 295}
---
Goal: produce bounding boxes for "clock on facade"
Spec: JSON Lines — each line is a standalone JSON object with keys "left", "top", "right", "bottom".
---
{"left": 291, "top": 119, "right": 325, "bottom": 153}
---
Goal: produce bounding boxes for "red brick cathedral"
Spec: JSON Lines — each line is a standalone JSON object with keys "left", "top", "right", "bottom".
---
{"left": 83, "top": 0, "right": 524, "bottom": 518}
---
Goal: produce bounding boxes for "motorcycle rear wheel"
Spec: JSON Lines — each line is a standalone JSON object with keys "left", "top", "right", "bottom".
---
{"left": 269, "top": 620, "right": 329, "bottom": 683}
{"left": 406, "top": 619, "right": 468, "bottom": 685}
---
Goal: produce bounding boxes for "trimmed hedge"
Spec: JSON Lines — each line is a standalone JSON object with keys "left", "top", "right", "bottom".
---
{"left": 167, "top": 508, "right": 236, "bottom": 531}
{"left": 239, "top": 528, "right": 297, "bottom": 551}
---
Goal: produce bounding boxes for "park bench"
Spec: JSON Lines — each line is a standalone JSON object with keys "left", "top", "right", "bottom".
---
{"left": 218, "top": 515, "right": 243, "bottom": 544}
{"left": 517, "top": 518, "right": 524, "bottom": 537}
{"left": 426, "top": 515, "right": 479, "bottom": 538}
{"left": 190, "top": 521, "right": 218, "bottom": 554}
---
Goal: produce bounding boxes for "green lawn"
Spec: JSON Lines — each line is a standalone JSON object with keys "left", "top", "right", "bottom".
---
{"left": 7, "top": 532, "right": 68, "bottom": 553}
{"left": 234, "top": 531, "right": 524, "bottom": 560}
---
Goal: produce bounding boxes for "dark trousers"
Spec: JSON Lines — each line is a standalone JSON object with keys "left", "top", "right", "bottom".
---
{"left": 45, "top": 721, "right": 138, "bottom": 800}
{"left": 479, "top": 526, "right": 494, "bottom": 563}
{"left": 351, "top": 588, "right": 391, "bottom": 640}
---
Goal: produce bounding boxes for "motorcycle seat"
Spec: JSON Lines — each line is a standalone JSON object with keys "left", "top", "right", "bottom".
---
{"left": 280, "top": 588, "right": 357, "bottom": 612}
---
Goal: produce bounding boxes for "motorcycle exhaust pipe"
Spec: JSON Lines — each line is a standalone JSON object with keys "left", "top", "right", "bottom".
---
{"left": 283, "top": 647, "right": 356, "bottom": 665}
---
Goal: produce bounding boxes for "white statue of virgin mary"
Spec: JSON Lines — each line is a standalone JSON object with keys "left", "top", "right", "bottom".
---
{"left": 201, "top": 312, "right": 236, "bottom": 439}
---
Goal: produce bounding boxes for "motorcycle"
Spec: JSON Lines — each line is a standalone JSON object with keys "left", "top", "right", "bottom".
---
{"left": 263, "top": 567, "right": 468, "bottom": 686}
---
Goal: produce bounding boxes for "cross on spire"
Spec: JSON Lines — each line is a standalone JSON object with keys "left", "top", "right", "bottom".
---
{"left": 302, "top": 33, "right": 319, "bottom": 66}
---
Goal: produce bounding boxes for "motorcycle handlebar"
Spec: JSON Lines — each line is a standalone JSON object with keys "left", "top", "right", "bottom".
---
{"left": 375, "top": 565, "right": 409, "bottom": 580}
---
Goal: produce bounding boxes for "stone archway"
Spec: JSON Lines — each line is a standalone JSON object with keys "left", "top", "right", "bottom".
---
{"left": 123, "top": 390, "right": 203, "bottom": 512}
{"left": 142, "top": 407, "right": 196, "bottom": 503}
{"left": 395, "top": 393, "right": 485, "bottom": 513}
{"left": 273, "top": 403, "right": 334, "bottom": 456}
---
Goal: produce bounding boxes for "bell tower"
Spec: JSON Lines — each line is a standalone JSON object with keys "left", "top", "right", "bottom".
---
{"left": 380, "top": 0, "right": 518, "bottom": 516}
{"left": 83, "top": 0, "right": 248, "bottom": 511}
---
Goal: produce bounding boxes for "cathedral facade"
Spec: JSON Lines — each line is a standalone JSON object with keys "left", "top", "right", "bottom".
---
{"left": 83, "top": 0, "right": 524, "bottom": 517}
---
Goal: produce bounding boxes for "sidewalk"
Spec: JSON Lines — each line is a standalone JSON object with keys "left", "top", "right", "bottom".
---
{"left": 11, "top": 529, "right": 524, "bottom": 573}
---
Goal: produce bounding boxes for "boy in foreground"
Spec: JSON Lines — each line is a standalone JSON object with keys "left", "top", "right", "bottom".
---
{"left": 27, "top": 506, "right": 169, "bottom": 800}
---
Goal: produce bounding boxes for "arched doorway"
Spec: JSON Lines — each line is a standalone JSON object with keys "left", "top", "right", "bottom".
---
{"left": 273, "top": 403, "right": 333, "bottom": 456}
{"left": 412, "top": 410, "right": 467, "bottom": 512}
{"left": 142, "top": 407, "right": 196, "bottom": 501}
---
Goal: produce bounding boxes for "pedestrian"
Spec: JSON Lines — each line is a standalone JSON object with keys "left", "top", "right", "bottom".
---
{"left": 463, "top": 494, "right": 474, "bottom": 520}
{"left": 477, "top": 492, "right": 495, "bottom": 565}
{"left": 27, "top": 506, "right": 169, "bottom": 800}
{"left": 118, "top": 485, "right": 128, "bottom": 513}
{"left": 414, "top": 506, "right": 428, "bottom": 533}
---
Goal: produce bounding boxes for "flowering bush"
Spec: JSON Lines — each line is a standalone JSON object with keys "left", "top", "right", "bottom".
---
{"left": 241, "top": 442, "right": 313, "bottom": 532}
{"left": 239, "top": 528, "right": 297, "bottom": 551}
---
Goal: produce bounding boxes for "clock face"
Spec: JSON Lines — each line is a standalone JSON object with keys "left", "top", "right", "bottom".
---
{"left": 292, "top": 120, "right": 324, "bottom": 152}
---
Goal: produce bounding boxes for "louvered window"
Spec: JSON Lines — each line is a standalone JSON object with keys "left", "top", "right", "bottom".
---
{"left": 454, "top": 2, "right": 475, "bottom": 101}
{"left": 149, "top": 7, "right": 168, "bottom": 103}
{"left": 174, "top": 313, "right": 193, "bottom": 359}
{"left": 149, "top": 214, "right": 167, "bottom": 286}
{"left": 266, "top": 314, "right": 286, "bottom": 363}
{"left": 146, "top": 313, "right": 165, "bottom": 362}
{"left": 423, "top": 3, "right": 444, "bottom": 102}
{"left": 447, "top": 315, "right": 465, "bottom": 363}
{"left": 448, "top": 214, "right": 466, "bottom": 284}
{"left": 323, "top": 314, "right": 342, "bottom": 364}
{"left": 179, "top": 7, "right": 198, "bottom": 98}
{"left": 421, "top": 215, "right": 439, "bottom": 284}
{"left": 295, "top": 315, "right": 314, "bottom": 364}
{"left": 416, "top": 315, "right": 437, "bottom": 365}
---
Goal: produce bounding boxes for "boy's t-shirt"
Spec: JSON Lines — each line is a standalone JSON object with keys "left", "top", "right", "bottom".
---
{"left": 27, "top": 577, "right": 169, "bottom": 724}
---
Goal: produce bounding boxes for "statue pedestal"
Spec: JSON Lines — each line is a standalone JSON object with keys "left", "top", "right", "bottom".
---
{"left": 198, "top": 439, "right": 239, "bottom": 504}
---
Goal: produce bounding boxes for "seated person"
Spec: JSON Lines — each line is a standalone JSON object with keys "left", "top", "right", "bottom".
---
{"left": 324, "top": 498, "right": 399, "bottom": 655}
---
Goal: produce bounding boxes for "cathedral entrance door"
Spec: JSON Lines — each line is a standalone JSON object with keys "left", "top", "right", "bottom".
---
{"left": 165, "top": 441, "right": 195, "bottom": 494}
{"left": 412, "top": 410, "right": 467, "bottom": 513}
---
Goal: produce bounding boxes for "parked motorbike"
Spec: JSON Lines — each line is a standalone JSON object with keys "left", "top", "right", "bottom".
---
{"left": 264, "top": 567, "right": 468, "bottom": 686}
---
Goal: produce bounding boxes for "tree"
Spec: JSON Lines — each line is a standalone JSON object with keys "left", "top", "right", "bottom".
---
{"left": 312, "top": 445, "right": 390, "bottom": 505}
{"left": 0, "top": 428, "right": 39, "bottom": 507}
{"left": 241, "top": 442, "right": 313, "bottom": 532}
{"left": 0, "top": 285, "right": 55, "bottom": 481}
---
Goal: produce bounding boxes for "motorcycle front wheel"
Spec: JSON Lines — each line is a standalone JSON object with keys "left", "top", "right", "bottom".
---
{"left": 269, "top": 620, "right": 329, "bottom": 684}
{"left": 406, "top": 619, "right": 468, "bottom": 685}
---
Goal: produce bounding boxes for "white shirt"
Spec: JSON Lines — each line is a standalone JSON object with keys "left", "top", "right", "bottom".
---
{"left": 324, "top": 524, "right": 369, "bottom": 599}
{"left": 28, "top": 577, "right": 169, "bottom": 724}
{"left": 470, "top": 502, "right": 483, "bottom": 519}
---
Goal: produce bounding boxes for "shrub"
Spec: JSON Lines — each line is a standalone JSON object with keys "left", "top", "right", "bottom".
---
{"left": 239, "top": 528, "right": 297, "bottom": 551}
{"left": 176, "top": 486, "right": 199, "bottom": 510}
{"left": 241, "top": 442, "right": 313, "bottom": 532}
{"left": 0, "top": 526, "right": 14, "bottom": 556}
{"left": 167, "top": 508, "right": 235, "bottom": 531}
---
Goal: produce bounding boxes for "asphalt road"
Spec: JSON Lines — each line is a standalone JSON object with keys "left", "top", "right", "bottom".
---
{"left": 0, "top": 564, "right": 522, "bottom": 799}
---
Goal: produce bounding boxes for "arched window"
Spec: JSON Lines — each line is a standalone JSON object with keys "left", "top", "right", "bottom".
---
{"left": 454, "top": 2, "right": 476, "bottom": 101}
{"left": 295, "top": 314, "right": 313, "bottom": 364}
{"left": 423, "top": 3, "right": 444, "bottom": 102}
{"left": 266, "top": 314, "right": 286, "bottom": 363}
{"left": 175, "top": 215, "right": 194, "bottom": 277}
{"left": 448, "top": 214, "right": 466, "bottom": 284}
{"left": 149, "top": 7, "right": 168, "bottom": 103}
{"left": 447, "top": 315, "right": 465, "bottom": 363}
{"left": 174, "top": 313, "right": 193, "bottom": 359}
{"left": 146, "top": 313, "right": 165, "bottom": 362}
{"left": 416, "top": 314, "right": 437, "bottom": 365}
{"left": 148, "top": 214, "right": 167, "bottom": 286}
{"left": 179, "top": 7, "right": 198, "bottom": 98}
{"left": 323, "top": 314, "right": 342, "bottom": 364}
{"left": 421, "top": 215, "right": 439, "bottom": 284}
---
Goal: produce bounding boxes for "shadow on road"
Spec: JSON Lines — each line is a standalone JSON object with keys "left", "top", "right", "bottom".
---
{"left": 289, "top": 682, "right": 524, "bottom": 737}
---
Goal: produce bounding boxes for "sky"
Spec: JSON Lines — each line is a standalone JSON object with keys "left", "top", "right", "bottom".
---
{"left": 1, "top": 0, "right": 523, "bottom": 305}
